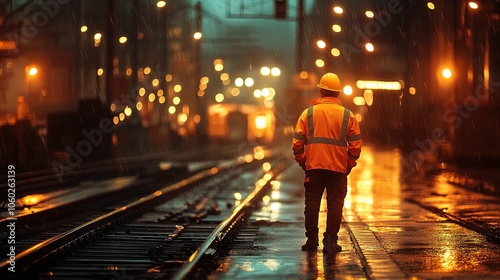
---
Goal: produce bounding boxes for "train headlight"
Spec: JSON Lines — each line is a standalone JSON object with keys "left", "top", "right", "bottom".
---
{"left": 255, "top": 115, "right": 267, "bottom": 130}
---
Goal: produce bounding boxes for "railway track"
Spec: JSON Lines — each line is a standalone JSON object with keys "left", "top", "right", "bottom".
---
{"left": 1, "top": 145, "right": 290, "bottom": 279}
{"left": 0, "top": 143, "right": 248, "bottom": 198}
{"left": 0, "top": 143, "right": 251, "bottom": 239}
{"left": 404, "top": 171, "right": 500, "bottom": 245}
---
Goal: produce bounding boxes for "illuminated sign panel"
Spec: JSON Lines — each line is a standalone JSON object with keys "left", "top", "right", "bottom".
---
{"left": 356, "top": 80, "right": 402, "bottom": 91}
{"left": 0, "top": 41, "right": 17, "bottom": 51}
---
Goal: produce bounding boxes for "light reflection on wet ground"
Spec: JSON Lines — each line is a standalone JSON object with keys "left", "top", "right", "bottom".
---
{"left": 350, "top": 145, "right": 500, "bottom": 279}
{"left": 213, "top": 158, "right": 366, "bottom": 279}
{"left": 213, "top": 144, "right": 500, "bottom": 280}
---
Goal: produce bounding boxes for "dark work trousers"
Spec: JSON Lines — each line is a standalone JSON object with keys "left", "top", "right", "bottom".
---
{"left": 304, "top": 169, "right": 347, "bottom": 243}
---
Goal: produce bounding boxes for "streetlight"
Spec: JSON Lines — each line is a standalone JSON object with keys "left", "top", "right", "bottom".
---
{"left": 193, "top": 32, "right": 202, "bottom": 40}
{"left": 315, "top": 59, "right": 325, "bottom": 68}
{"left": 271, "top": 67, "right": 281, "bottom": 76}
{"left": 235, "top": 77, "right": 244, "bottom": 87}
{"left": 468, "top": 2, "right": 479, "bottom": 10}
{"left": 21, "top": 66, "right": 38, "bottom": 119}
{"left": 27, "top": 66, "right": 38, "bottom": 96}
{"left": 333, "top": 6, "right": 343, "bottom": 15}
{"left": 316, "top": 40, "right": 326, "bottom": 49}
{"left": 245, "top": 77, "right": 254, "bottom": 87}
{"left": 343, "top": 85, "right": 353, "bottom": 96}
{"left": 157, "top": 1, "right": 166, "bottom": 8}
{"left": 94, "top": 32, "right": 102, "bottom": 47}
{"left": 28, "top": 67, "right": 38, "bottom": 76}
{"left": 261, "top": 66, "right": 271, "bottom": 76}
{"left": 365, "top": 43, "right": 375, "bottom": 52}
{"left": 331, "top": 48, "right": 340, "bottom": 57}
{"left": 442, "top": 68, "right": 452, "bottom": 79}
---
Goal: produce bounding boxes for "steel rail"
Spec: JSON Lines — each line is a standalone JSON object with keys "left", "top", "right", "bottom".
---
{"left": 0, "top": 158, "right": 240, "bottom": 276}
{"left": 405, "top": 197, "right": 500, "bottom": 244}
{"left": 172, "top": 157, "right": 290, "bottom": 280}
{"left": 1, "top": 144, "right": 279, "bottom": 277}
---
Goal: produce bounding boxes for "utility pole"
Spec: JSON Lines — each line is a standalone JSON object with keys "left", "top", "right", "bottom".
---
{"left": 105, "top": 0, "right": 116, "bottom": 105}
{"left": 195, "top": 2, "right": 201, "bottom": 84}
{"left": 290, "top": 0, "right": 305, "bottom": 118}
{"left": 195, "top": 2, "right": 206, "bottom": 142}
{"left": 296, "top": 0, "right": 304, "bottom": 73}
{"left": 130, "top": 0, "right": 139, "bottom": 100}
{"left": 159, "top": 1, "right": 168, "bottom": 127}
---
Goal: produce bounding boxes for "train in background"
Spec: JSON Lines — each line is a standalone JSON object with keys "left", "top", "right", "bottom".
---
{"left": 207, "top": 103, "right": 275, "bottom": 144}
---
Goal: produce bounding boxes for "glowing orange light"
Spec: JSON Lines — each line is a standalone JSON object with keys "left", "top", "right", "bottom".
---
{"left": 28, "top": 67, "right": 38, "bottom": 76}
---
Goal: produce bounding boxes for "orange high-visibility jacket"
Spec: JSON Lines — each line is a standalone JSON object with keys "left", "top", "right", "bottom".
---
{"left": 292, "top": 96, "right": 362, "bottom": 173}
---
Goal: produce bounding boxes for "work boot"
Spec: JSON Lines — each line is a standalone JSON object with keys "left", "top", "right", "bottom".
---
{"left": 301, "top": 238, "right": 319, "bottom": 251}
{"left": 323, "top": 234, "right": 341, "bottom": 254}
{"left": 323, "top": 243, "right": 342, "bottom": 254}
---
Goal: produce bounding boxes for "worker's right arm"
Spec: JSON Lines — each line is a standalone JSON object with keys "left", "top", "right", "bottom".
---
{"left": 292, "top": 110, "right": 307, "bottom": 169}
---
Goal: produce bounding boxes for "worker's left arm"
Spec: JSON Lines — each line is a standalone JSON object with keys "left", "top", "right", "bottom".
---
{"left": 346, "top": 113, "right": 362, "bottom": 172}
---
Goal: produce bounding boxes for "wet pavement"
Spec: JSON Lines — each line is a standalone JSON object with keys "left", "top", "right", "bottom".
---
{"left": 213, "top": 144, "right": 500, "bottom": 280}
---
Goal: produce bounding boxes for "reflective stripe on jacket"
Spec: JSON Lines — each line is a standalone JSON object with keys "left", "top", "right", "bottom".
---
{"left": 292, "top": 96, "right": 362, "bottom": 173}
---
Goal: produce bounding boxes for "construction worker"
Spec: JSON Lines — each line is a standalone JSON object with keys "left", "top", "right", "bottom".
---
{"left": 292, "top": 72, "right": 362, "bottom": 253}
